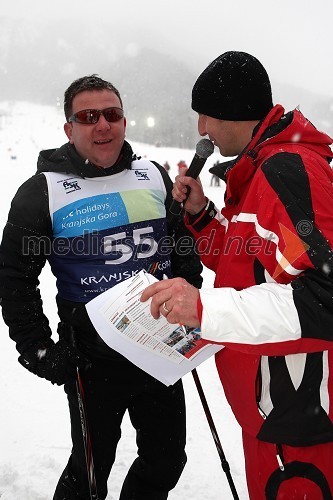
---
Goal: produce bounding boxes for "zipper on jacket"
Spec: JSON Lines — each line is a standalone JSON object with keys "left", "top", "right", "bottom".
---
{"left": 255, "top": 360, "right": 267, "bottom": 419}
{"left": 276, "top": 444, "right": 285, "bottom": 471}
{"left": 256, "top": 363, "right": 285, "bottom": 471}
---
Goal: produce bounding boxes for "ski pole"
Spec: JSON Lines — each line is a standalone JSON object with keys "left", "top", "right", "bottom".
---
{"left": 75, "top": 368, "right": 99, "bottom": 500}
{"left": 191, "top": 368, "right": 239, "bottom": 500}
{"left": 70, "top": 328, "right": 99, "bottom": 500}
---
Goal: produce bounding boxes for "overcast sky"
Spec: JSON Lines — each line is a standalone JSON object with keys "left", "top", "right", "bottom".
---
{"left": 1, "top": 0, "right": 333, "bottom": 98}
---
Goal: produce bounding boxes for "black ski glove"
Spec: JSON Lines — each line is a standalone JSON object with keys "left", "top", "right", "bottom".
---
{"left": 18, "top": 337, "right": 91, "bottom": 385}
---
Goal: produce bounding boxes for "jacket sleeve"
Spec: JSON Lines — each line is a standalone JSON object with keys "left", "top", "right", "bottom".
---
{"left": 0, "top": 174, "right": 53, "bottom": 354}
{"left": 184, "top": 199, "right": 228, "bottom": 273}
{"left": 199, "top": 152, "right": 333, "bottom": 356}
{"left": 152, "top": 161, "right": 203, "bottom": 288}
{"left": 199, "top": 276, "right": 333, "bottom": 356}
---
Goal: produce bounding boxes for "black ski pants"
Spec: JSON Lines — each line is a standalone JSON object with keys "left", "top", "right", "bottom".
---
{"left": 53, "top": 356, "right": 187, "bottom": 500}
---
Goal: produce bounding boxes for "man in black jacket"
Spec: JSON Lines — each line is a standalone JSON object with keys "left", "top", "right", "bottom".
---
{"left": 0, "top": 75, "right": 202, "bottom": 500}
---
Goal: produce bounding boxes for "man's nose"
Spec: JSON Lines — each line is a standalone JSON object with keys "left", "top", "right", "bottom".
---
{"left": 197, "top": 115, "right": 207, "bottom": 136}
{"left": 96, "top": 113, "right": 111, "bottom": 129}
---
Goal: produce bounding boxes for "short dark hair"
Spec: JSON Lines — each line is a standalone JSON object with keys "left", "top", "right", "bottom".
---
{"left": 64, "top": 74, "right": 123, "bottom": 121}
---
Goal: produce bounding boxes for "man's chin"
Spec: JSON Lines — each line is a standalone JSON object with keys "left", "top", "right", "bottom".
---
{"left": 93, "top": 155, "right": 118, "bottom": 169}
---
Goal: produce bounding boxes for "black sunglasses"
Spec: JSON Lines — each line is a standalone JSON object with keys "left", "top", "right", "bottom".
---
{"left": 68, "top": 107, "right": 124, "bottom": 124}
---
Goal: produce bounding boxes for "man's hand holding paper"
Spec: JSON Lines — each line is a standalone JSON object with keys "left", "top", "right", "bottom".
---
{"left": 85, "top": 270, "right": 221, "bottom": 385}
{"left": 140, "top": 277, "right": 200, "bottom": 328}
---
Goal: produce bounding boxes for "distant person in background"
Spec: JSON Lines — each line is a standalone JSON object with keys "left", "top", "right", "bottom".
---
{"left": 0, "top": 75, "right": 202, "bottom": 500}
{"left": 163, "top": 160, "right": 171, "bottom": 173}
{"left": 210, "top": 173, "right": 220, "bottom": 186}
{"left": 141, "top": 51, "right": 333, "bottom": 499}
{"left": 210, "top": 161, "right": 221, "bottom": 186}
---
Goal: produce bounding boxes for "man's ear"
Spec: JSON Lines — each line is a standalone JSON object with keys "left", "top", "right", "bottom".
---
{"left": 64, "top": 122, "right": 74, "bottom": 144}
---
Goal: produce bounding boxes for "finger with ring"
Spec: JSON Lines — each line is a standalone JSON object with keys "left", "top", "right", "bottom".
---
{"left": 162, "top": 302, "right": 170, "bottom": 313}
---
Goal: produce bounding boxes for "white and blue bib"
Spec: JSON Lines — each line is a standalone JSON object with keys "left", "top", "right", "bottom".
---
{"left": 44, "top": 160, "right": 172, "bottom": 301}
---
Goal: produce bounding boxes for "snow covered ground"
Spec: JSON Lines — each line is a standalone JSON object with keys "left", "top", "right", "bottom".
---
{"left": 0, "top": 102, "right": 248, "bottom": 499}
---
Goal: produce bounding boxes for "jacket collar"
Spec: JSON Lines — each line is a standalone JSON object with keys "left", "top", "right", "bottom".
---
{"left": 211, "top": 104, "right": 333, "bottom": 207}
{"left": 210, "top": 105, "right": 287, "bottom": 182}
{"left": 37, "top": 140, "right": 135, "bottom": 178}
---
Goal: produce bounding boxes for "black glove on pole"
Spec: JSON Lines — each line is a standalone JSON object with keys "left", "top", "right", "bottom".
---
{"left": 70, "top": 328, "right": 99, "bottom": 500}
{"left": 18, "top": 336, "right": 90, "bottom": 385}
{"left": 192, "top": 368, "right": 239, "bottom": 499}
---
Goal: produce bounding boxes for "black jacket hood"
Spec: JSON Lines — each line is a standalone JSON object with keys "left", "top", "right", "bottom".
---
{"left": 37, "top": 140, "right": 135, "bottom": 178}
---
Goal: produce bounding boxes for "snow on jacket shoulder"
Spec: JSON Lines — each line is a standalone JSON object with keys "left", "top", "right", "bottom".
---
{"left": 186, "top": 105, "right": 333, "bottom": 445}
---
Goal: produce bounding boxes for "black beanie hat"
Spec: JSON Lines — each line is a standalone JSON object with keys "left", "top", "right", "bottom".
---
{"left": 192, "top": 51, "right": 273, "bottom": 121}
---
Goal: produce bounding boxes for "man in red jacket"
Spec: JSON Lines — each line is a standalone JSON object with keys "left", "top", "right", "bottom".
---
{"left": 141, "top": 51, "right": 333, "bottom": 499}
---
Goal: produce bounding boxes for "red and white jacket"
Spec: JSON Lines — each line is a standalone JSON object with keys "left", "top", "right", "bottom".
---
{"left": 186, "top": 105, "right": 333, "bottom": 446}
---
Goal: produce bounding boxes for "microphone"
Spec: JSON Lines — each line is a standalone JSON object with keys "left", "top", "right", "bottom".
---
{"left": 169, "top": 138, "right": 214, "bottom": 216}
